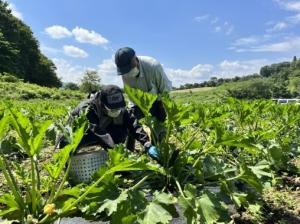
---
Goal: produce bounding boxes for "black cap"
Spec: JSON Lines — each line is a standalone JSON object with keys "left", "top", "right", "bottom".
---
{"left": 100, "top": 85, "right": 126, "bottom": 109}
{"left": 115, "top": 47, "right": 135, "bottom": 75}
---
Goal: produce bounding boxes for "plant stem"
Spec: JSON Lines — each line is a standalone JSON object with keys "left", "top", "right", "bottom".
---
{"left": 175, "top": 179, "right": 198, "bottom": 215}
{"left": 31, "top": 158, "right": 37, "bottom": 215}
{"left": 50, "top": 160, "right": 72, "bottom": 203}
{"left": 41, "top": 173, "right": 108, "bottom": 224}
{"left": 130, "top": 175, "right": 149, "bottom": 191}
{"left": 0, "top": 156, "right": 26, "bottom": 213}
{"left": 34, "top": 159, "right": 41, "bottom": 191}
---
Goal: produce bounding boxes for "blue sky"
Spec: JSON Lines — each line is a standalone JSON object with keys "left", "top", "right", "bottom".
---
{"left": 6, "top": 0, "right": 300, "bottom": 87}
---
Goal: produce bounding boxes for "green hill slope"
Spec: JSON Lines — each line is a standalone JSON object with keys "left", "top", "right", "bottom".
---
{"left": 0, "top": 80, "right": 84, "bottom": 101}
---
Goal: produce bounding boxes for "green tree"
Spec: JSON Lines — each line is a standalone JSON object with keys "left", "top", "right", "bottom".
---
{"left": 80, "top": 70, "right": 101, "bottom": 93}
{"left": 64, "top": 82, "right": 80, "bottom": 90}
{"left": 0, "top": 0, "right": 61, "bottom": 87}
{"left": 0, "top": 31, "right": 19, "bottom": 74}
{"left": 227, "top": 78, "right": 273, "bottom": 99}
{"left": 289, "top": 77, "right": 300, "bottom": 97}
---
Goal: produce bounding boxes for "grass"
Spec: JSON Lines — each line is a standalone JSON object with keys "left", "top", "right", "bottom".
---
{"left": 171, "top": 85, "right": 229, "bottom": 104}
{"left": 0, "top": 81, "right": 85, "bottom": 101}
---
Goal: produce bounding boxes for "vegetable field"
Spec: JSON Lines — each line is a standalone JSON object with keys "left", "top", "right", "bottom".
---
{"left": 0, "top": 88, "right": 300, "bottom": 224}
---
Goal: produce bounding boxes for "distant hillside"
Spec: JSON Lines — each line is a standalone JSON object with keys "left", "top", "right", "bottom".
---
{"left": 0, "top": 0, "right": 61, "bottom": 87}
{"left": 0, "top": 79, "right": 84, "bottom": 101}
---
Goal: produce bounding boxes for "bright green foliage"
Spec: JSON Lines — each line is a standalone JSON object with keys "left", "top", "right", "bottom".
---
{"left": 0, "top": 88, "right": 300, "bottom": 223}
{"left": 8, "top": 108, "right": 52, "bottom": 156}
{"left": 0, "top": 81, "right": 84, "bottom": 101}
{"left": 0, "top": 109, "right": 88, "bottom": 223}
{"left": 124, "top": 85, "right": 158, "bottom": 116}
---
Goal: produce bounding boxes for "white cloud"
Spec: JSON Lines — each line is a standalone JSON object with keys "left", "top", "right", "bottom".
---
{"left": 267, "top": 21, "right": 288, "bottom": 32}
{"left": 245, "top": 37, "right": 300, "bottom": 52}
{"left": 97, "top": 57, "right": 122, "bottom": 86}
{"left": 218, "top": 59, "right": 268, "bottom": 77}
{"left": 275, "top": 0, "right": 300, "bottom": 12}
{"left": 229, "top": 34, "right": 300, "bottom": 52}
{"left": 8, "top": 3, "right": 23, "bottom": 20}
{"left": 166, "top": 64, "right": 214, "bottom": 87}
{"left": 164, "top": 59, "right": 279, "bottom": 87}
{"left": 287, "top": 13, "right": 300, "bottom": 23}
{"left": 194, "top": 14, "right": 210, "bottom": 22}
{"left": 63, "top": 45, "right": 88, "bottom": 58}
{"left": 72, "top": 27, "right": 109, "bottom": 45}
{"left": 268, "top": 1, "right": 300, "bottom": 32}
{"left": 45, "top": 25, "right": 72, "bottom": 39}
{"left": 232, "top": 36, "right": 261, "bottom": 47}
{"left": 52, "top": 58, "right": 87, "bottom": 83}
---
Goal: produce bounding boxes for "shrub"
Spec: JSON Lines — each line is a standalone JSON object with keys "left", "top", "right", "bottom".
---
{"left": 0, "top": 72, "right": 22, "bottom": 83}
{"left": 227, "top": 78, "right": 272, "bottom": 99}
{"left": 20, "top": 90, "right": 40, "bottom": 100}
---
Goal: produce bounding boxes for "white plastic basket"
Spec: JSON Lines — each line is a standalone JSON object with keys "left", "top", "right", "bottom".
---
{"left": 68, "top": 149, "right": 108, "bottom": 184}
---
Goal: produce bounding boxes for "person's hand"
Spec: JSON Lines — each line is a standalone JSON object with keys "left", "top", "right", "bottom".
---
{"left": 148, "top": 146, "right": 159, "bottom": 160}
{"left": 144, "top": 142, "right": 159, "bottom": 161}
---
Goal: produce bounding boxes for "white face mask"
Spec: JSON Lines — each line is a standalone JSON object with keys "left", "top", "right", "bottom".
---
{"left": 106, "top": 108, "right": 122, "bottom": 118}
{"left": 123, "top": 67, "right": 139, "bottom": 78}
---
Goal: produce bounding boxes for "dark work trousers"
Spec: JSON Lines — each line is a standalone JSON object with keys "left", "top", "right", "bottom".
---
{"left": 126, "top": 100, "right": 166, "bottom": 151}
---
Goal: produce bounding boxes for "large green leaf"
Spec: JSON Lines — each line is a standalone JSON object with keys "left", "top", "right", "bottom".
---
{"left": 97, "top": 190, "right": 128, "bottom": 216}
{"left": 161, "top": 96, "right": 190, "bottom": 124}
{"left": 238, "top": 164, "right": 263, "bottom": 193}
{"left": 124, "top": 85, "right": 157, "bottom": 116}
{"left": 0, "top": 114, "right": 9, "bottom": 141}
{"left": 178, "top": 184, "right": 199, "bottom": 224}
{"left": 7, "top": 109, "right": 31, "bottom": 154}
{"left": 268, "top": 145, "right": 284, "bottom": 165}
{"left": 0, "top": 194, "right": 20, "bottom": 218}
{"left": 198, "top": 191, "right": 222, "bottom": 224}
{"left": 30, "top": 120, "right": 52, "bottom": 156}
{"left": 111, "top": 189, "right": 147, "bottom": 224}
{"left": 203, "top": 154, "right": 225, "bottom": 180}
{"left": 45, "top": 118, "right": 87, "bottom": 179}
{"left": 249, "top": 160, "right": 273, "bottom": 178}
{"left": 179, "top": 184, "right": 229, "bottom": 224}
{"left": 141, "top": 201, "right": 173, "bottom": 224}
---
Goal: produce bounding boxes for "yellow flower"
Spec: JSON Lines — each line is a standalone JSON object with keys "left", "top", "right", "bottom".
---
{"left": 43, "top": 203, "right": 56, "bottom": 215}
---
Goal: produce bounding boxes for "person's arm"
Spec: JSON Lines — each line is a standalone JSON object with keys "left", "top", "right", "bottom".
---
{"left": 125, "top": 110, "right": 161, "bottom": 160}
{"left": 154, "top": 63, "right": 172, "bottom": 94}
{"left": 125, "top": 110, "right": 149, "bottom": 147}
{"left": 71, "top": 102, "right": 115, "bottom": 149}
